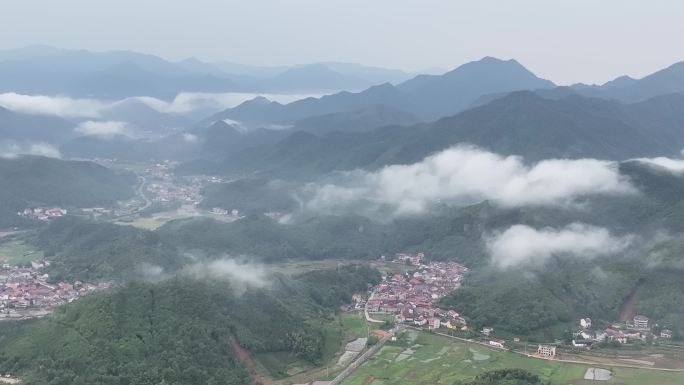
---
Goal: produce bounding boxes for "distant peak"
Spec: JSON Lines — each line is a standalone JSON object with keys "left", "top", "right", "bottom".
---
{"left": 250, "top": 96, "right": 272, "bottom": 104}
{"left": 479, "top": 56, "right": 512, "bottom": 63}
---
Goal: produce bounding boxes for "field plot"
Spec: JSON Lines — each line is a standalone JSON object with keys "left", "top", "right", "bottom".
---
{"left": 342, "top": 331, "right": 684, "bottom": 385}
{"left": 0, "top": 240, "right": 42, "bottom": 264}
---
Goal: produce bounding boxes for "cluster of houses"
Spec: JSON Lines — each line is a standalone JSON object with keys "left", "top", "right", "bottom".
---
{"left": 571, "top": 315, "right": 671, "bottom": 348}
{"left": 147, "top": 180, "right": 201, "bottom": 205}
{"left": 17, "top": 207, "right": 67, "bottom": 221}
{"left": 145, "top": 163, "right": 202, "bottom": 205}
{"left": 0, "top": 263, "right": 108, "bottom": 317}
{"left": 358, "top": 253, "right": 470, "bottom": 332}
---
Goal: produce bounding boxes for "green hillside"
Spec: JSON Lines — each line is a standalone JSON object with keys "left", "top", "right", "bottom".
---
{"left": 0, "top": 156, "right": 135, "bottom": 227}
{"left": 0, "top": 265, "right": 380, "bottom": 385}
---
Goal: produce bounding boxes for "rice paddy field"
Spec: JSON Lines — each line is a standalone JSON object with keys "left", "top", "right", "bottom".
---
{"left": 342, "top": 331, "right": 684, "bottom": 385}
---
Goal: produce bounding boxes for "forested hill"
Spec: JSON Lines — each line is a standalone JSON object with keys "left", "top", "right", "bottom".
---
{"left": 36, "top": 216, "right": 184, "bottom": 282}
{"left": 0, "top": 156, "right": 136, "bottom": 227}
{"left": 0, "top": 265, "right": 381, "bottom": 385}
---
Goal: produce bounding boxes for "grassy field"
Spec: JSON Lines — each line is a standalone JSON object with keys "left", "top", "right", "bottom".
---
{"left": 0, "top": 240, "right": 43, "bottom": 265}
{"left": 342, "top": 331, "right": 684, "bottom": 385}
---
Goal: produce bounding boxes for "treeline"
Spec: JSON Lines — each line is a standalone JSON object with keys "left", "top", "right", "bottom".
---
{"left": 454, "top": 369, "right": 545, "bottom": 385}
{"left": 0, "top": 265, "right": 382, "bottom": 385}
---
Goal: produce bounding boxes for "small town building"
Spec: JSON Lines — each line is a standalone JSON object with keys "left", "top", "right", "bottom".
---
{"left": 488, "top": 339, "right": 505, "bottom": 349}
{"left": 633, "top": 315, "right": 649, "bottom": 330}
{"left": 537, "top": 344, "right": 557, "bottom": 358}
{"left": 661, "top": 329, "right": 673, "bottom": 339}
{"left": 580, "top": 318, "right": 592, "bottom": 329}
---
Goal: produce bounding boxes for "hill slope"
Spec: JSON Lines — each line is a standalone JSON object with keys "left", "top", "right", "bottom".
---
{"left": 0, "top": 156, "right": 135, "bottom": 227}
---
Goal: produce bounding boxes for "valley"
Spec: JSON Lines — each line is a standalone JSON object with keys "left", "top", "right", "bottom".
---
{"left": 3, "top": 9, "right": 684, "bottom": 384}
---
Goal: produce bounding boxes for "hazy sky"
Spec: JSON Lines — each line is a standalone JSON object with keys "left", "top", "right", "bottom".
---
{"left": 2, "top": 0, "right": 683, "bottom": 85}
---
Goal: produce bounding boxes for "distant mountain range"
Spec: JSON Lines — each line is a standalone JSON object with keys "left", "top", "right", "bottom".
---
{"left": 572, "top": 61, "right": 684, "bottom": 102}
{"left": 206, "top": 57, "right": 556, "bottom": 126}
{"left": 0, "top": 46, "right": 417, "bottom": 98}
{"left": 183, "top": 90, "right": 684, "bottom": 178}
{"left": 4, "top": 48, "right": 684, "bottom": 170}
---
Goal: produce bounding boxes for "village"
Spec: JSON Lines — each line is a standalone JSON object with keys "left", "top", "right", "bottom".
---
{"left": 0, "top": 262, "right": 109, "bottom": 319}
{"left": 357, "top": 253, "right": 470, "bottom": 331}
{"left": 351, "top": 252, "right": 674, "bottom": 363}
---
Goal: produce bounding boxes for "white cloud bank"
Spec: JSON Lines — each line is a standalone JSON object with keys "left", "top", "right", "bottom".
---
{"left": 184, "top": 258, "right": 269, "bottom": 287}
{"left": 487, "top": 223, "right": 633, "bottom": 268}
{"left": 0, "top": 92, "right": 105, "bottom": 118}
{"left": 0, "top": 91, "right": 320, "bottom": 118}
{"left": 306, "top": 145, "right": 635, "bottom": 216}
{"left": 0, "top": 142, "right": 61, "bottom": 159}
{"left": 74, "top": 120, "right": 130, "bottom": 138}
{"left": 633, "top": 156, "right": 684, "bottom": 173}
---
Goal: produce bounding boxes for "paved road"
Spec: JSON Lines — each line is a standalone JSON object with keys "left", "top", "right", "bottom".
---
{"left": 136, "top": 175, "right": 151, "bottom": 211}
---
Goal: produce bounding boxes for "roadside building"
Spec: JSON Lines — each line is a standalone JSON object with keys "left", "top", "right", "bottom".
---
{"left": 488, "top": 339, "right": 505, "bottom": 349}
{"left": 537, "top": 344, "right": 557, "bottom": 358}
{"left": 661, "top": 329, "right": 673, "bottom": 339}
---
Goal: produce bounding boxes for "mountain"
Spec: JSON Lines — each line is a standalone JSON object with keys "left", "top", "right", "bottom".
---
{"left": 0, "top": 106, "right": 74, "bottom": 144}
{"left": 204, "top": 82, "right": 411, "bottom": 128}
{"left": 291, "top": 104, "right": 420, "bottom": 135}
{"left": 0, "top": 47, "right": 243, "bottom": 98}
{"left": 98, "top": 98, "right": 191, "bottom": 132}
{"left": 264, "top": 63, "right": 371, "bottom": 92}
{"left": 206, "top": 57, "right": 555, "bottom": 128}
{"left": 212, "top": 60, "right": 413, "bottom": 85}
{"left": 0, "top": 156, "right": 135, "bottom": 227}
{"left": 573, "top": 61, "right": 684, "bottom": 102}
{"left": 60, "top": 133, "right": 201, "bottom": 161}
{"left": 0, "top": 46, "right": 414, "bottom": 98}
{"left": 188, "top": 91, "right": 684, "bottom": 178}
{"left": 396, "top": 56, "right": 555, "bottom": 120}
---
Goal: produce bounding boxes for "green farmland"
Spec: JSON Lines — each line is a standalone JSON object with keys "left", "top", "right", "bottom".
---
{"left": 342, "top": 331, "right": 684, "bottom": 385}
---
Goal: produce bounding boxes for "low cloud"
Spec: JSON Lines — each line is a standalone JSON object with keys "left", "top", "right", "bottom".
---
{"left": 0, "top": 92, "right": 320, "bottom": 121}
{"left": 74, "top": 120, "right": 130, "bottom": 138}
{"left": 182, "top": 133, "right": 198, "bottom": 143}
{"left": 138, "top": 257, "right": 270, "bottom": 294}
{"left": 486, "top": 223, "right": 633, "bottom": 268}
{"left": 633, "top": 156, "right": 684, "bottom": 173}
{"left": 175, "top": 257, "right": 270, "bottom": 295}
{"left": 0, "top": 142, "right": 61, "bottom": 158}
{"left": 0, "top": 92, "right": 104, "bottom": 118}
{"left": 305, "top": 145, "right": 635, "bottom": 216}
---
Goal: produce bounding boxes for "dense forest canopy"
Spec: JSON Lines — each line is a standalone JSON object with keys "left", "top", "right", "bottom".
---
{"left": 0, "top": 265, "right": 381, "bottom": 385}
